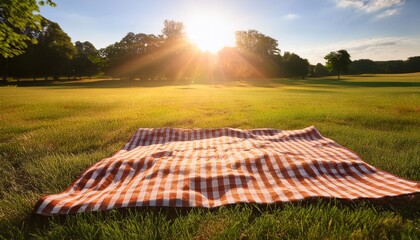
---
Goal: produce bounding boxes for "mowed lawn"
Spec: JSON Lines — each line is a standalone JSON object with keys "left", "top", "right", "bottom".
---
{"left": 0, "top": 74, "right": 419, "bottom": 239}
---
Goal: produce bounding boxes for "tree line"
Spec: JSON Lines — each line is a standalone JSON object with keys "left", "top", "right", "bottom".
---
{"left": 347, "top": 57, "right": 420, "bottom": 75}
{"left": 1, "top": 18, "right": 315, "bottom": 82}
{"left": 1, "top": 3, "right": 419, "bottom": 83}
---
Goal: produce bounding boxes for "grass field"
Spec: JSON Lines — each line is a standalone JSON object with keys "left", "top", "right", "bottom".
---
{"left": 0, "top": 74, "right": 419, "bottom": 239}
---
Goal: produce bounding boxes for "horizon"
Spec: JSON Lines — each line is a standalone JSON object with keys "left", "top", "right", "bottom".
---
{"left": 39, "top": 0, "right": 420, "bottom": 64}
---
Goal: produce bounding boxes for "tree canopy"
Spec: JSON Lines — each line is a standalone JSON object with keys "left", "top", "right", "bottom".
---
{"left": 324, "top": 50, "right": 351, "bottom": 79}
{"left": 4, "top": 18, "right": 78, "bottom": 81}
{"left": 73, "top": 41, "right": 100, "bottom": 78}
{"left": 162, "top": 20, "right": 186, "bottom": 41}
{"left": 235, "top": 29, "right": 279, "bottom": 58}
{"left": 282, "top": 52, "right": 310, "bottom": 78}
{"left": 0, "top": 0, "right": 55, "bottom": 58}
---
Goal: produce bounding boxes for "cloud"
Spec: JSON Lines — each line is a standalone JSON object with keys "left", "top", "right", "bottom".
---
{"left": 335, "top": 0, "right": 404, "bottom": 18}
{"left": 375, "top": 8, "right": 400, "bottom": 18}
{"left": 294, "top": 36, "right": 420, "bottom": 64}
{"left": 335, "top": 0, "right": 404, "bottom": 12}
{"left": 284, "top": 13, "right": 301, "bottom": 20}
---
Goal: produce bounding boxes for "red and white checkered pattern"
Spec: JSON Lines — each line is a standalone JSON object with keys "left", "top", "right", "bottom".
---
{"left": 34, "top": 126, "right": 420, "bottom": 215}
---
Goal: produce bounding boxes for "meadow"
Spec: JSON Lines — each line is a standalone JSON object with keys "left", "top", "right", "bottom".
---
{"left": 0, "top": 74, "right": 419, "bottom": 239}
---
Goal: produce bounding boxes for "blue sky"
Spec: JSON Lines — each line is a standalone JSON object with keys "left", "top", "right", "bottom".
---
{"left": 40, "top": 0, "right": 420, "bottom": 64}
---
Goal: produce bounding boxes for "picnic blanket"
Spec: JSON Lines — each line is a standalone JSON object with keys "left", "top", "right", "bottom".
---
{"left": 34, "top": 126, "right": 420, "bottom": 215}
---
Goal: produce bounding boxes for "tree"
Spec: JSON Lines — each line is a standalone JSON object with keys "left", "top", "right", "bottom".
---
{"left": 8, "top": 19, "right": 76, "bottom": 79}
{"left": 232, "top": 30, "right": 281, "bottom": 78}
{"left": 100, "top": 32, "right": 164, "bottom": 79}
{"left": 7, "top": 18, "right": 76, "bottom": 81}
{"left": 160, "top": 20, "right": 192, "bottom": 80}
{"left": 406, "top": 56, "right": 420, "bottom": 73}
{"left": 37, "top": 19, "right": 76, "bottom": 79}
{"left": 282, "top": 52, "right": 309, "bottom": 78}
{"left": 235, "top": 30, "right": 279, "bottom": 58}
{"left": 312, "top": 63, "right": 329, "bottom": 77}
{"left": 348, "top": 59, "right": 379, "bottom": 74}
{"left": 0, "top": 0, "right": 55, "bottom": 58}
{"left": 73, "top": 41, "right": 100, "bottom": 78}
{"left": 162, "top": 20, "right": 186, "bottom": 40}
{"left": 324, "top": 50, "right": 351, "bottom": 79}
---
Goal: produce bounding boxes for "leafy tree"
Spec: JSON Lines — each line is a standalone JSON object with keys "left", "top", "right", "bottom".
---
{"left": 282, "top": 52, "right": 309, "bottom": 78}
{"left": 37, "top": 19, "right": 76, "bottom": 79}
{"left": 235, "top": 29, "right": 279, "bottom": 58}
{"left": 348, "top": 59, "right": 379, "bottom": 74}
{"left": 312, "top": 63, "right": 329, "bottom": 77}
{"left": 7, "top": 18, "right": 76, "bottom": 81}
{"left": 160, "top": 20, "right": 192, "bottom": 80}
{"left": 324, "top": 50, "right": 351, "bottom": 79}
{"left": 162, "top": 20, "right": 186, "bottom": 40}
{"left": 73, "top": 41, "right": 100, "bottom": 78}
{"left": 100, "top": 32, "right": 164, "bottom": 79}
{"left": 230, "top": 30, "right": 281, "bottom": 78}
{"left": 101, "top": 25, "right": 189, "bottom": 80}
{"left": 406, "top": 56, "right": 420, "bottom": 73}
{"left": 378, "top": 60, "right": 407, "bottom": 74}
{"left": 0, "top": 0, "right": 55, "bottom": 58}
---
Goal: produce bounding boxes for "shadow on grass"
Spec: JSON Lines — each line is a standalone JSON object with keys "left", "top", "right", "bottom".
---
{"left": 3, "top": 194, "right": 416, "bottom": 239}
{"left": 270, "top": 78, "right": 420, "bottom": 88}
{"left": 5, "top": 76, "right": 419, "bottom": 89}
{"left": 29, "top": 193, "right": 419, "bottom": 225}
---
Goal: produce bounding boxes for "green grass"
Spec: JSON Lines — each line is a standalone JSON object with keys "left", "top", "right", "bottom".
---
{"left": 0, "top": 74, "right": 419, "bottom": 239}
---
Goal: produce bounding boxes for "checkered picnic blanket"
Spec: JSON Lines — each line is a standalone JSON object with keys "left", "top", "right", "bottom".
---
{"left": 34, "top": 126, "right": 420, "bottom": 215}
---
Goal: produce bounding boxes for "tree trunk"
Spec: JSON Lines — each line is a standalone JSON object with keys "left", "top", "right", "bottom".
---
{"left": 2, "top": 59, "right": 8, "bottom": 84}
{"left": 338, "top": 70, "right": 340, "bottom": 80}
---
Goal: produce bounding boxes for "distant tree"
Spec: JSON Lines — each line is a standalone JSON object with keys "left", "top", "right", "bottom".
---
{"left": 235, "top": 29, "right": 279, "bottom": 58}
{"left": 8, "top": 18, "right": 76, "bottom": 80}
{"left": 0, "top": 0, "right": 55, "bottom": 58}
{"left": 312, "top": 63, "right": 329, "bottom": 77}
{"left": 8, "top": 18, "right": 76, "bottom": 79}
{"left": 160, "top": 20, "right": 193, "bottom": 80}
{"left": 162, "top": 20, "right": 186, "bottom": 40}
{"left": 99, "top": 29, "right": 179, "bottom": 80}
{"left": 73, "top": 41, "right": 100, "bottom": 78}
{"left": 324, "top": 50, "right": 351, "bottom": 79}
{"left": 37, "top": 19, "right": 76, "bottom": 79}
{"left": 282, "top": 52, "right": 309, "bottom": 78}
{"left": 378, "top": 60, "right": 407, "bottom": 74}
{"left": 406, "top": 56, "right": 420, "bottom": 73}
{"left": 231, "top": 30, "right": 281, "bottom": 78}
{"left": 348, "top": 59, "right": 379, "bottom": 74}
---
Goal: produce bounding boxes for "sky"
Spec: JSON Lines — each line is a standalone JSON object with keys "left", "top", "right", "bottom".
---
{"left": 40, "top": 0, "right": 420, "bottom": 64}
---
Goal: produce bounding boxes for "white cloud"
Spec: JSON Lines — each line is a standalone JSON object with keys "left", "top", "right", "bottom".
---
{"left": 375, "top": 8, "right": 400, "bottom": 18}
{"left": 335, "top": 0, "right": 404, "bottom": 18}
{"left": 336, "top": 0, "right": 404, "bottom": 12}
{"left": 284, "top": 13, "right": 301, "bottom": 20}
{"left": 294, "top": 36, "right": 420, "bottom": 64}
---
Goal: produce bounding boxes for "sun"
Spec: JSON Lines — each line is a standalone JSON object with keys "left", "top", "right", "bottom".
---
{"left": 185, "top": 13, "right": 235, "bottom": 53}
